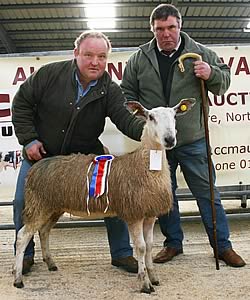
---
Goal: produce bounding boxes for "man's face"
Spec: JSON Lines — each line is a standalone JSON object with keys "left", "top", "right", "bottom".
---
{"left": 74, "top": 37, "right": 108, "bottom": 85}
{"left": 152, "top": 16, "right": 181, "bottom": 52}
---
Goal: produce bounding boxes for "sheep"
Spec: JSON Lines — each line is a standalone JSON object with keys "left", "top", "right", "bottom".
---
{"left": 13, "top": 98, "right": 195, "bottom": 293}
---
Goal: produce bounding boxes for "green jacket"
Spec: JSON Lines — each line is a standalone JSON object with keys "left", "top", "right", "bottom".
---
{"left": 121, "top": 32, "right": 230, "bottom": 147}
{"left": 12, "top": 59, "right": 144, "bottom": 159}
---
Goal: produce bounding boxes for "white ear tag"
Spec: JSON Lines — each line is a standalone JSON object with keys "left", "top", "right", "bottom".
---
{"left": 149, "top": 150, "right": 162, "bottom": 170}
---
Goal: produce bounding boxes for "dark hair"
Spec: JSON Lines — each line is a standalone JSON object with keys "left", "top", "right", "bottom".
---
{"left": 74, "top": 30, "right": 111, "bottom": 52}
{"left": 150, "top": 4, "right": 182, "bottom": 27}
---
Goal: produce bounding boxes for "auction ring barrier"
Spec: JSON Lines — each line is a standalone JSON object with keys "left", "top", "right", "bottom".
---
{"left": 0, "top": 185, "right": 249, "bottom": 230}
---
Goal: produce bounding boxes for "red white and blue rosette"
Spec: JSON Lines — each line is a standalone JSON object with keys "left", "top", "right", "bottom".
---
{"left": 86, "top": 155, "right": 114, "bottom": 215}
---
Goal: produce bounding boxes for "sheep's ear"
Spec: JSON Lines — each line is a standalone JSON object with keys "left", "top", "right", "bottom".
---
{"left": 174, "top": 98, "right": 196, "bottom": 116}
{"left": 125, "top": 101, "right": 148, "bottom": 119}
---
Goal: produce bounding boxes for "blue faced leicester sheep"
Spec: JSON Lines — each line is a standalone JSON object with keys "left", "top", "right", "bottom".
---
{"left": 13, "top": 98, "right": 195, "bottom": 293}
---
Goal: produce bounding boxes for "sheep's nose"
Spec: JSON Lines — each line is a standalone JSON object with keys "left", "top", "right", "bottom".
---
{"left": 164, "top": 137, "right": 176, "bottom": 149}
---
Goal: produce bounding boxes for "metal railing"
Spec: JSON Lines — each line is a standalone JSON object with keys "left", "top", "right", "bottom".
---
{"left": 0, "top": 185, "right": 249, "bottom": 230}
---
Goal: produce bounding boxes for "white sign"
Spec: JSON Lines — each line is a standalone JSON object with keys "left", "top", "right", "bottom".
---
{"left": 0, "top": 45, "right": 249, "bottom": 200}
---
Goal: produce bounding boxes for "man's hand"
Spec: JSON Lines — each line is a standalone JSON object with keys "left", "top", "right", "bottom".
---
{"left": 193, "top": 61, "right": 211, "bottom": 80}
{"left": 26, "top": 141, "right": 46, "bottom": 161}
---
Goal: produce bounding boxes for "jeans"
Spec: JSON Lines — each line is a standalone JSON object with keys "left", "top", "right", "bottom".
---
{"left": 158, "top": 138, "right": 232, "bottom": 255}
{"left": 13, "top": 159, "right": 133, "bottom": 260}
{"left": 13, "top": 159, "right": 35, "bottom": 258}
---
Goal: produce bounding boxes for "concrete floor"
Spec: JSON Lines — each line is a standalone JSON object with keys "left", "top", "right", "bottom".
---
{"left": 0, "top": 202, "right": 250, "bottom": 300}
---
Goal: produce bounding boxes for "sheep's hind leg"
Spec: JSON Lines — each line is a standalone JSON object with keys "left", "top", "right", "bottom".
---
{"left": 13, "top": 225, "right": 35, "bottom": 288}
{"left": 39, "top": 213, "right": 63, "bottom": 271}
{"left": 143, "top": 217, "right": 159, "bottom": 286}
{"left": 128, "top": 220, "right": 154, "bottom": 294}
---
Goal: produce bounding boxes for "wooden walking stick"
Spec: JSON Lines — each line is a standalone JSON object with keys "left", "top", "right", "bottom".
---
{"left": 178, "top": 53, "right": 220, "bottom": 270}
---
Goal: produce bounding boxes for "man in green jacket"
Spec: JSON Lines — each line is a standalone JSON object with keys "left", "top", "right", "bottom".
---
{"left": 12, "top": 31, "right": 144, "bottom": 274}
{"left": 121, "top": 4, "right": 246, "bottom": 267}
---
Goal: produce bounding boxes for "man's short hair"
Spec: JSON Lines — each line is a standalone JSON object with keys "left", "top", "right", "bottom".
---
{"left": 74, "top": 30, "right": 112, "bottom": 52}
{"left": 150, "top": 4, "right": 182, "bottom": 28}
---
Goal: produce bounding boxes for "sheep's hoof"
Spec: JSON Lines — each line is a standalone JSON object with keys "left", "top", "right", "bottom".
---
{"left": 150, "top": 285, "right": 155, "bottom": 293}
{"left": 14, "top": 281, "right": 24, "bottom": 288}
{"left": 48, "top": 265, "right": 58, "bottom": 271}
{"left": 152, "top": 280, "right": 160, "bottom": 286}
{"left": 140, "top": 284, "right": 155, "bottom": 294}
{"left": 140, "top": 287, "right": 151, "bottom": 294}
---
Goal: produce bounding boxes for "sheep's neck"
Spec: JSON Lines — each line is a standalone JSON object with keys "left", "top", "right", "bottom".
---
{"left": 141, "top": 137, "right": 163, "bottom": 151}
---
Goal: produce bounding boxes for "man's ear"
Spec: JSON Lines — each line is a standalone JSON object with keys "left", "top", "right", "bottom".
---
{"left": 174, "top": 98, "right": 196, "bottom": 115}
{"left": 124, "top": 101, "right": 148, "bottom": 119}
{"left": 73, "top": 47, "right": 78, "bottom": 58}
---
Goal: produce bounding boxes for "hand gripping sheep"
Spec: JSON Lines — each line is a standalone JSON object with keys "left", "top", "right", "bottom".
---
{"left": 13, "top": 98, "right": 195, "bottom": 293}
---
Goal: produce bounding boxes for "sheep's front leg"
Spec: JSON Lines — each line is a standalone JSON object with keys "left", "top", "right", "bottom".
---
{"left": 143, "top": 217, "right": 159, "bottom": 286}
{"left": 13, "top": 225, "right": 34, "bottom": 288}
{"left": 128, "top": 220, "right": 154, "bottom": 294}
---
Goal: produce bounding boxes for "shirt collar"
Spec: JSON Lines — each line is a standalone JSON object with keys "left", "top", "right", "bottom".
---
{"left": 75, "top": 72, "right": 97, "bottom": 89}
{"left": 75, "top": 72, "right": 98, "bottom": 103}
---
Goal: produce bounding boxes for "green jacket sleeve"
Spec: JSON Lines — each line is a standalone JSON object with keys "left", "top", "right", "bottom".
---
{"left": 12, "top": 67, "right": 47, "bottom": 146}
{"left": 202, "top": 46, "right": 231, "bottom": 95}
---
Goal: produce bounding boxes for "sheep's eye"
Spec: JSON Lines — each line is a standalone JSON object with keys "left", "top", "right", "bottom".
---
{"left": 149, "top": 114, "right": 155, "bottom": 122}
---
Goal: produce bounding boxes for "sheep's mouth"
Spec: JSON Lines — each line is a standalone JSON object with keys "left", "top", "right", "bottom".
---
{"left": 164, "top": 137, "right": 176, "bottom": 150}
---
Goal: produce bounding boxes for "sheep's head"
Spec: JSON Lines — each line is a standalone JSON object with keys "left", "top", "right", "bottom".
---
{"left": 125, "top": 98, "right": 196, "bottom": 150}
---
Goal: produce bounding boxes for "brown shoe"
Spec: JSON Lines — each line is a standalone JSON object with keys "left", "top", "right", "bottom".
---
{"left": 218, "top": 249, "right": 246, "bottom": 267}
{"left": 153, "top": 247, "right": 183, "bottom": 264}
{"left": 111, "top": 256, "right": 138, "bottom": 273}
{"left": 22, "top": 257, "right": 34, "bottom": 275}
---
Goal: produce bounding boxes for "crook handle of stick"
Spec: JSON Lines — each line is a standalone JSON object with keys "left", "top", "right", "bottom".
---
{"left": 178, "top": 53, "right": 202, "bottom": 72}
